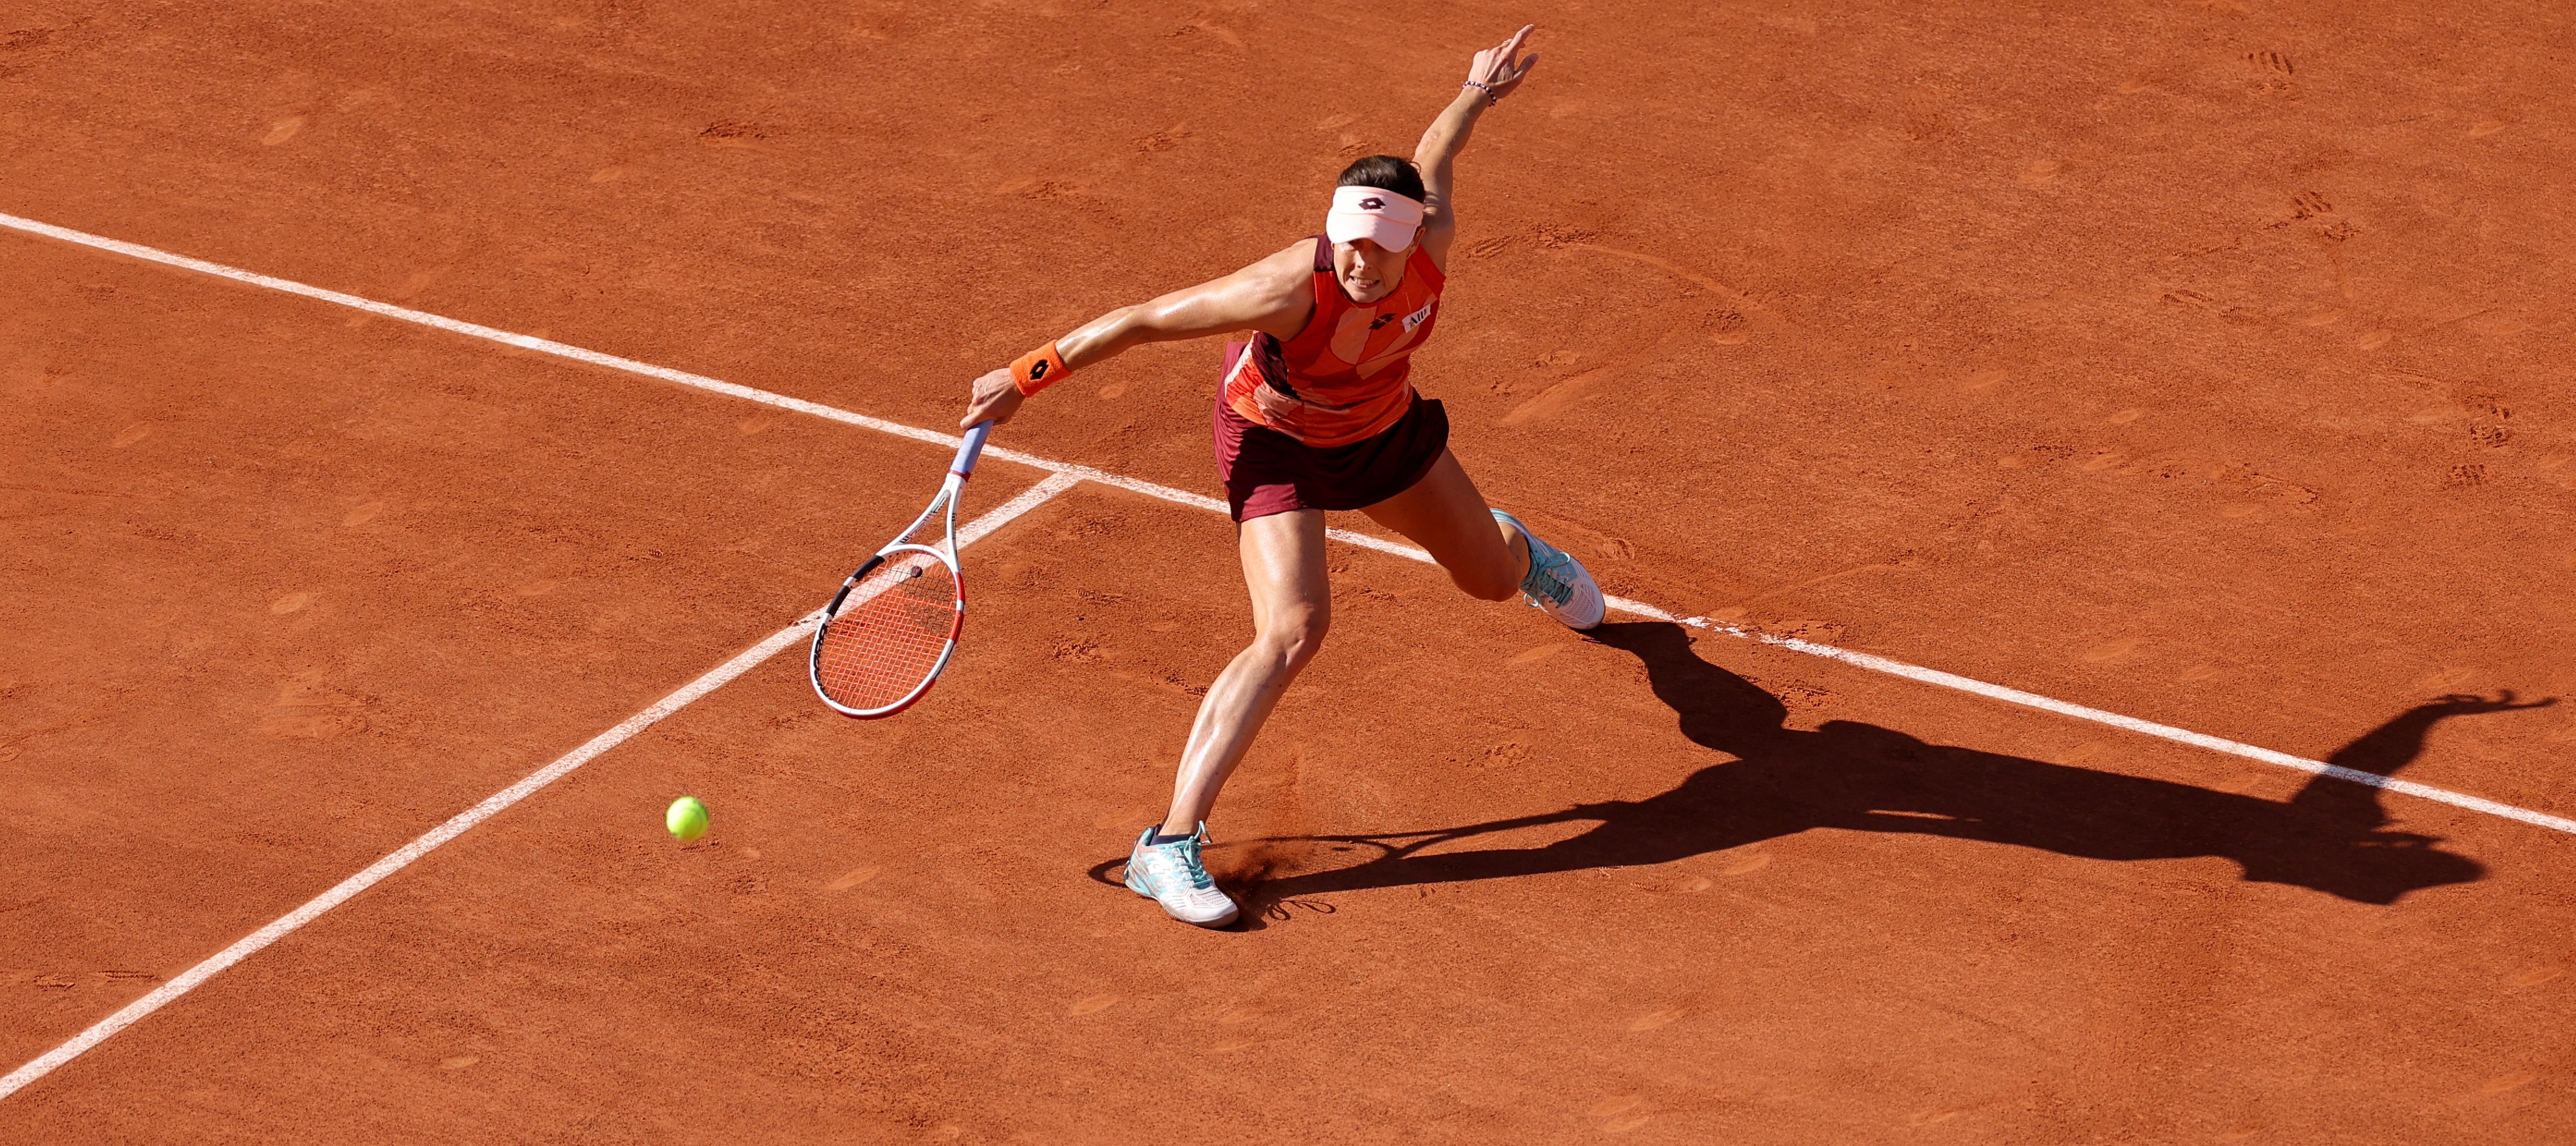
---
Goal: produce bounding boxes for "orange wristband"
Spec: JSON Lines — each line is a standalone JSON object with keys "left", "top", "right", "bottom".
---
{"left": 1010, "top": 342, "right": 1071, "bottom": 396}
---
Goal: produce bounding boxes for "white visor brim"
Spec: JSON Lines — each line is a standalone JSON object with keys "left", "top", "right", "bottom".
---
{"left": 1326, "top": 185, "right": 1425, "bottom": 251}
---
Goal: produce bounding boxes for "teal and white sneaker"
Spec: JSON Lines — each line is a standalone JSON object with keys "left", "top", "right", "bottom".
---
{"left": 1124, "top": 824, "right": 1239, "bottom": 928}
{"left": 1493, "top": 509, "right": 1606, "bottom": 630}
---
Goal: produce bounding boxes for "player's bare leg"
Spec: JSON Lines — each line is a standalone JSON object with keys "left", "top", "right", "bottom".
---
{"left": 1359, "top": 449, "right": 1526, "bottom": 600}
{"left": 1125, "top": 509, "right": 1328, "bottom": 926}
{"left": 1159, "top": 509, "right": 1331, "bottom": 835}
{"left": 1364, "top": 449, "right": 1604, "bottom": 627}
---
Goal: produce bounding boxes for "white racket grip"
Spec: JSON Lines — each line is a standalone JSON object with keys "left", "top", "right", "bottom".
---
{"left": 951, "top": 421, "right": 994, "bottom": 477}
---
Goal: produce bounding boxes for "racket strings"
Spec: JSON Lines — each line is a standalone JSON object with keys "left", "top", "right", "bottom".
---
{"left": 815, "top": 555, "right": 959, "bottom": 712}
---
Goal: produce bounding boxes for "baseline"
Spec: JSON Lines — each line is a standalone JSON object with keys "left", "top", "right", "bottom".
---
{"left": 0, "top": 471, "right": 1082, "bottom": 1101}
{"left": 3, "top": 210, "right": 2568, "bottom": 841}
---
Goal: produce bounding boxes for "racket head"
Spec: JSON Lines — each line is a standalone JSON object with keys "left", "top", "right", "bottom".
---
{"left": 809, "top": 544, "right": 964, "bottom": 718}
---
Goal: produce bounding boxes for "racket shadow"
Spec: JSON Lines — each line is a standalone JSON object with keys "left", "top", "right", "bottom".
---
{"left": 1098, "top": 623, "right": 2543, "bottom": 923}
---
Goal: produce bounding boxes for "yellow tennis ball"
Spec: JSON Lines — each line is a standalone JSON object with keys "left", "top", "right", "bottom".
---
{"left": 666, "top": 796, "right": 709, "bottom": 842}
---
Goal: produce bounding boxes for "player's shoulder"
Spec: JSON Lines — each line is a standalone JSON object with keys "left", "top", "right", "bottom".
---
{"left": 1242, "top": 237, "right": 1320, "bottom": 282}
{"left": 1214, "top": 237, "right": 1319, "bottom": 303}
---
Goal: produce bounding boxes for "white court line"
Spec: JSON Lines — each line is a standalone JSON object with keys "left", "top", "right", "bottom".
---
{"left": 6, "top": 210, "right": 2572, "bottom": 834}
{"left": 7, "top": 208, "right": 2566, "bottom": 836}
{"left": 0, "top": 471, "right": 1081, "bottom": 1101}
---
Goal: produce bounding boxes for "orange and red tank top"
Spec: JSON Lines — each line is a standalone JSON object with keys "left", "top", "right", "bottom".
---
{"left": 1223, "top": 235, "right": 1446, "bottom": 448}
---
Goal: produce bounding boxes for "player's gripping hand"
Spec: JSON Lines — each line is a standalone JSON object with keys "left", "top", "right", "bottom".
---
{"left": 961, "top": 366, "right": 1026, "bottom": 429}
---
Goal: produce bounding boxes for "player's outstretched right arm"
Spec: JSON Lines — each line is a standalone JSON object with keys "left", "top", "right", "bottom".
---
{"left": 960, "top": 242, "right": 1315, "bottom": 428}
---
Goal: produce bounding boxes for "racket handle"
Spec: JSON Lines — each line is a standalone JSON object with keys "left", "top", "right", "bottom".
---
{"left": 951, "top": 420, "right": 995, "bottom": 477}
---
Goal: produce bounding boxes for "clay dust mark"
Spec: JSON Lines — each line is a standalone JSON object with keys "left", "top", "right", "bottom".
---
{"left": 439, "top": 1055, "right": 478, "bottom": 1070}
{"left": 1676, "top": 876, "right": 1714, "bottom": 892}
{"left": 261, "top": 668, "right": 369, "bottom": 740}
{"left": 1627, "top": 1009, "right": 1683, "bottom": 1032}
{"left": 2106, "top": 408, "right": 2145, "bottom": 424}
{"left": 1095, "top": 382, "right": 1128, "bottom": 400}
{"left": 2303, "top": 309, "right": 2346, "bottom": 326}
{"left": 1135, "top": 125, "right": 1192, "bottom": 153}
{"left": 2470, "top": 119, "right": 2509, "bottom": 137}
{"left": 109, "top": 424, "right": 153, "bottom": 448}
{"left": 1068, "top": 993, "right": 1118, "bottom": 1016}
{"left": 2510, "top": 966, "right": 2562, "bottom": 987}
{"left": 2244, "top": 50, "right": 2294, "bottom": 76}
{"left": 737, "top": 414, "right": 777, "bottom": 435}
{"left": 389, "top": 269, "right": 445, "bottom": 301}
{"left": 1215, "top": 1005, "right": 1260, "bottom": 1026}
{"left": 1603, "top": 1112, "right": 1652, "bottom": 1133}
{"left": 261, "top": 116, "right": 306, "bottom": 146}
{"left": 1510, "top": 643, "right": 1571, "bottom": 665}
{"left": 1963, "top": 369, "right": 2007, "bottom": 392}
{"left": 1910, "top": 1107, "right": 1968, "bottom": 1126}
{"left": 2359, "top": 329, "right": 2393, "bottom": 349}
{"left": 2018, "top": 159, "right": 2063, "bottom": 184}
{"left": 1171, "top": 19, "right": 1245, "bottom": 48}
{"left": 270, "top": 593, "right": 314, "bottom": 615}
{"left": 2083, "top": 638, "right": 2142, "bottom": 663}
{"left": 516, "top": 579, "right": 557, "bottom": 596}
{"left": 1590, "top": 1096, "right": 1644, "bottom": 1118}
{"left": 2413, "top": 667, "right": 2479, "bottom": 691}
{"left": 341, "top": 500, "right": 385, "bottom": 526}
{"left": 995, "top": 176, "right": 1079, "bottom": 200}
{"left": 1733, "top": 557, "right": 1917, "bottom": 609}
{"left": 1503, "top": 366, "right": 1615, "bottom": 425}
{"left": 1722, "top": 852, "right": 1770, "bottom": 876}
{"left": 1554, "top": 242, "right": 1793, "bottom": 326}
{"left": 588, "top": 166, "right": 628, "bottom": 184}
{"left": 2481, "top": 1071, "right": 2539, "bottom": 1094}
{"left": 826, "top": 865, "right": 882, "bottom": 891}
{"left": 697, "top": 121, "right": 770, "bottom": 148}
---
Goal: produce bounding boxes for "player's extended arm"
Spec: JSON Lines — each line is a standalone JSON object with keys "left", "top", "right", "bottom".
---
{"left": 1415, "top": 24, "right": 1539, "bottom": 269}
{"left": 960, "top": 243, "right": 1314, "bottom": 428}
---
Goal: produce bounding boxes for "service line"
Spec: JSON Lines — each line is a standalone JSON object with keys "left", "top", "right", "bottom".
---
{"left": 0, "top": 470, "right": 1081, "bottom": 1101}
{"left": 5, "top": 210, "right": 2566, "bottom": 836}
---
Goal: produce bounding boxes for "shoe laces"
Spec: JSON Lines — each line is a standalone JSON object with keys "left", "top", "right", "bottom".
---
{"left": 1522, "top": 547, "right": 1576, "bottom": 607}
{"left": 1145, "top": 835, "right": 1216, "bottom": 892}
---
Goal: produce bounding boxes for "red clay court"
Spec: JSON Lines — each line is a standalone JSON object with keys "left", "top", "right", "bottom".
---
{"left": 4, "top": 2, "right": 2573, "bottom": 1141}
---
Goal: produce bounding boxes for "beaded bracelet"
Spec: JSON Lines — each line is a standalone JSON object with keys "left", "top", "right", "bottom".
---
{"left": 1462, "top": 80, "right": 1498, "bottom": 106}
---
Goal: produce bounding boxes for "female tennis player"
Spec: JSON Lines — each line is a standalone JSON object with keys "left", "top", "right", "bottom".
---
{"left": 960, "top": 25, "right": 1597, "bottom": 927}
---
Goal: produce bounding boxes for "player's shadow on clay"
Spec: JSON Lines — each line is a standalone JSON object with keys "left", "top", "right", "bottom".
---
{"left": 1239, "top": 621, "right": 2551, "bottom": 916}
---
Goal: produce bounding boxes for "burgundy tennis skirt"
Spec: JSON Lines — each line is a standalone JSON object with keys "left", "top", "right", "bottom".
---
{"left": 1212, "top": 340, "right": 1450, "bottom": 523}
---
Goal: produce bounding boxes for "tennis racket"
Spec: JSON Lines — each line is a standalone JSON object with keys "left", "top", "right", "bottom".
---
{"left": 809, "top": 420, "right": 994, "bottom": 718}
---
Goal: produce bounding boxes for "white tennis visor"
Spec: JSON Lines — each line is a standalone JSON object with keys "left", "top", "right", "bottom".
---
{"left": 1325, "top": 185, "right": 1426, "bottom": 251}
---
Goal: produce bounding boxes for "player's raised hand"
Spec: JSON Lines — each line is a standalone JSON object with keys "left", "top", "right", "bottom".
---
{"left": 1465, "top": 25, "right": 1539, "bottom": 102}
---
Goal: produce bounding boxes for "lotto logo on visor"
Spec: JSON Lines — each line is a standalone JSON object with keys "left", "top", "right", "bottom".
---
{"left": 1326, "top": 185, "right": 1426, "bottom": 251}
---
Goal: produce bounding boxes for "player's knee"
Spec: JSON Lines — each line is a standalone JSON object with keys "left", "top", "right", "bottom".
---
{"left": 1258, "top": 608, "right": 1330, "bottom": 670}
